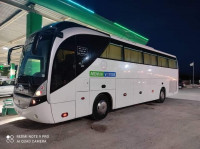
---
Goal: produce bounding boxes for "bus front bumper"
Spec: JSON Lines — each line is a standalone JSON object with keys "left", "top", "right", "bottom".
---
{"left": 14, "top": 101, "right": 55, "bottom": 124}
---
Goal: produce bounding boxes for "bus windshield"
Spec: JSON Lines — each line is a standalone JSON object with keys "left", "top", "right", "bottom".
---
{"left": 18, "top": 31, "right": 53, "bottom": 79}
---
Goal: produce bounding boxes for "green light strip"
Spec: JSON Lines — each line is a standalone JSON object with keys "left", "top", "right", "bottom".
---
{"left": 114, "top": 23, "right": 148, "bottom": 41}
{"left": 67, "top": 0, "right": 95, "bottom": 14}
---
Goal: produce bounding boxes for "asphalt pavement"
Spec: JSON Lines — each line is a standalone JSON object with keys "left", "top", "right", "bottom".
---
{"left": 171, "top": 88, "right": 200, "bottom": 101}
{"left": 0, "top": 88, "right": 200, "bottom": 149}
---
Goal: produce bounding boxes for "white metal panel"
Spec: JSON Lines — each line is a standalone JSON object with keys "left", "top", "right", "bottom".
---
{"left": 50, "top": 79, "right": 76, "bottom": 103}
{"left": 76, "top": 92, "right": 89, "bottom": 118}
{"left": 90, "top": 78, "right": 115, "bottom": 91}
{"left": 75, "top": 78, "right": 89, "bottom": 92}
{"left": 148, "top": 79, "right": 160, "bottom": 100}
{"left": 116, "top": 79, "right": 133, "bottom": 108}
{"left": 133, "top": 79, "right": 148, "bottom": 104}
{"left": 51, "top": 101, "right": 75, "bottom": 123}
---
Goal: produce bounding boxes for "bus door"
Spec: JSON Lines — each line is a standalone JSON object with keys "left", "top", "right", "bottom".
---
{"left": 75, "top": 35, "right": 91, "bottom": 118}
{"left": 50, "top": 36, "right": 77, "bottom": 122}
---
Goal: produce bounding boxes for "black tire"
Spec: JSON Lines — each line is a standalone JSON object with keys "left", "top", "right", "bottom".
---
{"left": 91, "top": 94, "right": 109, "bottom": 120}
{"left": 157, "top": 88, "right": 166, "bottom": 103}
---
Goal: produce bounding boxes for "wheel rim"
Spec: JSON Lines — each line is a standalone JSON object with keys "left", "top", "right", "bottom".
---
{"left": 160, "top": 91, "right": 165, "bottom": 99}
{"left": 97, "top": 100, "right": 107, "bottom": 115}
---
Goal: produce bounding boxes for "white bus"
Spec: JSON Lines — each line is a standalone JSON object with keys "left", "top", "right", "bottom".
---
{"left": 13, "top": 22, "right": 178, "bottom": 124}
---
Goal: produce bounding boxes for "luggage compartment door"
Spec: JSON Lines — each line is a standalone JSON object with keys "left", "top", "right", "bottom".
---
{"left": 116, "top": 79, "right": 133, "bottom": 108}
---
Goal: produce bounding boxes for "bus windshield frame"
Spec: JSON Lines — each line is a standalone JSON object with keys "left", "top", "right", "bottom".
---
{"left": 17, "top": 29, "right": 55, "bottom": 87}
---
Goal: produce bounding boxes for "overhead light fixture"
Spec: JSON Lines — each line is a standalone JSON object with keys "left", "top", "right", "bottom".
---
{"left": 2, "top": 47, "right": 9, "bottom": 50}
{"left": 114, "top": 22, "right": 149, "bottom": 41}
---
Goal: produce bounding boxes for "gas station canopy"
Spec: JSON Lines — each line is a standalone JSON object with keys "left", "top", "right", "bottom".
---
{"left": 0, "top": 0, "right": 149, "bottom": 65}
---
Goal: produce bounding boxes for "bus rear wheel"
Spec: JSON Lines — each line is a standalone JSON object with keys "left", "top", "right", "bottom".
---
{"left": 92, "top": 94, "right": 109, "bottom": 120}
{"left": 157, "top": 89, "right": 166, "bottom": 103}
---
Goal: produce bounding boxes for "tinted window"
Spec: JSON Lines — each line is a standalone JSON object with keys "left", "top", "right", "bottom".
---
{"left": 144, "top": 53, "right": 157, "bottom": 66}
{"left": 101, "top": 44, "right": 122, "bottom": 60}
{"left": 76, "top": 35, "right": 109, "bottom": 76}
{"left": 158, "top": 56, "right": 168, "bottom": 67}
{"left": 151, "top": 54, "right": 157, "bottom": 66}
{"left": 169, "top": 59, "right": 177, "bottom": 68}
{"left": 124, "top": 48, "right": 143, "bottom": 63}
{"left": 144, "top": 53, "right": 151, "bottom": 65}
{"left": 51, "top": 36, "right": 76, "bottom": 92}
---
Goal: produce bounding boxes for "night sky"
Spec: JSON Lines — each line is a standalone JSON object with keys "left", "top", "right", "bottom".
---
{"left": 75, "top": 0, "right": 200, "bottom": 80}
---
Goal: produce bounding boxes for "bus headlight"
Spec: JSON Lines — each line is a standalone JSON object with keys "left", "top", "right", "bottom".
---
{"left": 35, "top": 91, "right": 42, "bottom": 96}
{"left": 30, "top": 96, "right": 47, "bottom": 107}
{"left": 33, "top": 81, "right": 47, "bottom": 97}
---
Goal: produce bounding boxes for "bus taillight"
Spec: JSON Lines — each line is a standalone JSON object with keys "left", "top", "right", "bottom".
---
{"left": 61, "top": 112, "right": 68, "bottom": 118}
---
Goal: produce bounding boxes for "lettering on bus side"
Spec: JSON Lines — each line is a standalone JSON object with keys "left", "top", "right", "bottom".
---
{"left": 104, "top": 72, "right": 116, "bottom": 77}
{"left": 90, "top": 71, "right": 116, "bottom": 77}
{"left": 90, "top": 71, "right": 104, "bottom": 77}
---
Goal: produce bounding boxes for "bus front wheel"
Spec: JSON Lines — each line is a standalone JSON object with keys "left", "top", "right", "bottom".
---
{"left": 92, "top": 94, "right": 109, "bottom": 120}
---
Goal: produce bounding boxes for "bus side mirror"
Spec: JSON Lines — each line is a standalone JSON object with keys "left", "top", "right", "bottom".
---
{"left": 8, "top": 45, "right": 23, "bottom": 65}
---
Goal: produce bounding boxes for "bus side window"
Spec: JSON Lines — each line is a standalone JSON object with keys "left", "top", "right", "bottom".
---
{"left": 158, "top": 56, "right": 168, "bottom": 68}
{"left": 124, "top": 48, "right": 142, "bottom": 63}
{"left": 144, "top": 53, "right": 157, "bottom": 66}
{"left": 151, "top": 54, "right": 157, "bottom": 66}
{"left": 101, "top": 44, "right": 122, "bottom": 60}
{"left": 144, "top": 53, "right": 151, "bottom": 65}
{"left": 158, "top": 57, "right": 162, "bottom": 66}
{"left": 169, "top": 59, "right": 177, "bottom": 69}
